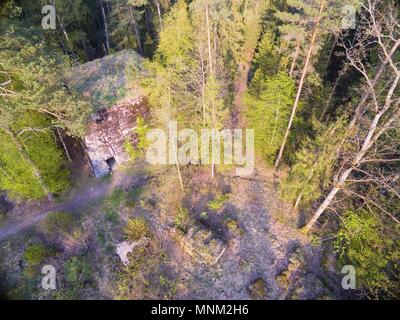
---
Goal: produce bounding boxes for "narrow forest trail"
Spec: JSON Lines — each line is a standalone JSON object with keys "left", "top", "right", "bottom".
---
{"left": 232, "top": 50, "right": 253, "bottom": 130}
{"left": 0, "top": 167, "right": 148, "bottom": 241}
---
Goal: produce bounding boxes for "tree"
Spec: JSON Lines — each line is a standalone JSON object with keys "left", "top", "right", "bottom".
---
{"left": 274, "top": 0, "right": 357, "bottom": 169}
{"left": 142, "top": 0, "right": 196, "bottom": 190}
{"left": 109, "top": 0, "right": 148, "bottom": 54}
{"left": 46, "top": 0, "right": 92, "bottom": 59}
{"left": 0, "top": 5, "right": 90, "bottom": 200}
{"left": 334, "top": 209, "right": 400, "bottom": 297}
{"left": 280, "top": 117, "right": 347, "bottom": 210}
{"left": 245, "top": 72, "right": 295, "bottom": 165}
{"left": 303, "top": 0, "right": 400, "bottom": 232}
{"left": 274, "top": 0, "right": 326, "bottom": 169}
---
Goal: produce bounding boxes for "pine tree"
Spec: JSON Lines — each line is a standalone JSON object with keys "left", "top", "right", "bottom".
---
{"left": 0, "top": 5, "right": 89, "bottom": 199}
{"left": 108, "top": 0, "right": 149, "bottom": 54}
{"left": 245, "top": 72, "right": 295, "bottom": 165}
{"left": 280, "top": 117, "right": 347, "bottom": 210}
{"left": 142, "top": 0, "right": 196, "bottom": 190}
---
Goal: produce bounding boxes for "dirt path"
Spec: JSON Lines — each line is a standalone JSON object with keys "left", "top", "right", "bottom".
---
{"left": 231, "top": 50, "right": 253, "bottom": 129}
{"left": 0, "top": 167, "right": 147, "bottom": 242}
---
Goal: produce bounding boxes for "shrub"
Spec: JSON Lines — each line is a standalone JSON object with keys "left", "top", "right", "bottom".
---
{"left": 200, "top": 211, "right": 208, "bottom": 220}
{"left": 126, "top": 187, "right": 143, "bottom": 208}
{"left": 105, "top": 209, "right": 119, "bottom": 225}
{"left": 23, "top": 244, "right": 54, "bottom": 266}
{"left": 0, "top": 211, "right": 5, "bottom": 225}
{"left": 39, "top": 212, "right": 75, "bottom": 235}
{"left": 64, "top": 256, "right": 92, "bottom": 285}
{"left": 207, "top": 194, "right": 229, "bottom": 211}
{"left": 124, "top": 218, "right": 150, "bottom": 241}
{"left": 124, "top": 139, "right": 137, "bottom": 162}
{"left": 334, "top": 210, "right": 400, "bottom": 294}
{"left": 174, "top": 206, "right": 190, "bottom": 233}
{"left": 102, "top": 188, "right": 127, "bottom": 223}
{"left": 104, "top": 188, "right": 126, "bottom": 208}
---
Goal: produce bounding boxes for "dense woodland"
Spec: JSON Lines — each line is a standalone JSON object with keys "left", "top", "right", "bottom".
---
{"left": 0, "top": 0, "right": 399, "bottom": 299}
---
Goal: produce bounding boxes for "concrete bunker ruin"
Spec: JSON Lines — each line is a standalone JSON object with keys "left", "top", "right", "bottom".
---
{"left": 68, "top": 49, "right": 148, "bottom": 177}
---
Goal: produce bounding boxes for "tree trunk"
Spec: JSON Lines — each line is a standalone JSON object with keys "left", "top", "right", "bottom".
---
{"left": 167, "top": 86, "right": 184, "bottom": 191}
{"left": 156, "top": 1, "right": 162, "bottom": 26}
{"left": 81, "top": 39, "right": 89, "bottom": 60}
{"left": 205, "top": 3, "right": 215, "bottom": 178}
{"left": 347, "top": 38, "right": 400, "bottom": 131}
{"left": 274, "top": 0, "right": 325, "bottom": 170}
{"left": 50, "top": 0, "right": 76, "bottom": 59}
{"left": 320, "top": 71, "right": 343, "bottom": 121}
{"left": 303, "top": 73, "right": 400, "bottom": 233}
{"left": 99, "top": 0, "right": 110, "bottom": 54}
{"left": 200, "top": 51, "right": 206, "bottom": 127}
{"left": 129, "top": 6, "right": 143, "bottom": 55}
{"left": 57, "top": 128, "right": 72, "bottom": 162}
{"left": 205, "top": 4, "right": 213, "bottom": 74}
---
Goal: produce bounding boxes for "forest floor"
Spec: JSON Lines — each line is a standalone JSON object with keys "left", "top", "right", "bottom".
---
{"left": 0, "top": 164, "right": 149, "bottom": 241}
{"left": 0, "top": 53, "right": 346, "bottom": 300}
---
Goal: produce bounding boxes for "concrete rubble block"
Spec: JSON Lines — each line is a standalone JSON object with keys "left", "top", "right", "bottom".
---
{"left": 116, "top": 237, "right": 149, "bottom": 266}
{"left": 180, "top": 226, "right": 226, "bottom": 266}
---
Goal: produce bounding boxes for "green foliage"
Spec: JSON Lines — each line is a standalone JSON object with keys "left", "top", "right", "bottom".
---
{"left": 246, "top": 72, "right": 295, "bottom": 165}
{"left": 102, "top": 188, "right": 126, "bottom": 224}
{"left": 39, "top": 212, "right": 75, "bottom": 235}
{"left": 64, "top": 256, "right": 92, "bottom": 285}
{"left": 124, "top": 218, "right": 150, "bottom": 241}
{"left": 0, "top": 129, "right": 44, "bottom": 199}
{"left": 125, "top": 116, "right": 150, "bottom": 162}
{"left": 225, "top": 218, "right": 242, "bottom": 236}
{"left": 126, "top": 187, "right": 144, "bottom": 208}
{"left": 108, "top": 0, "right": 148, "bottom": 53}
{"left": 103, "top": 188, "right": 126, "bottom": 209}
{"left": 207, "top": 194, "right": 229, "bottom": 210}
{"left": 204, "top": 74, "right": 227, "bottom": 130}
{"left": 124, "top": 138, "right": 137, "bottom": 162}
{"left": 157, "top": 0, "right": 194, "bottom": 67}
{"left": 0, "top": 20, "right": 91, "bottom": 137}
{"left": 274, "top": 0, "right": 352, "bottom": 75}
{"left": 142, "top": 0, "right": 199, "bottom": 128}
{"left": 252, "top": 31, "right": 280, "bottom": 79}
{"left": 174, "top": 206, "right": 190, "bottom": 233}
{"left": 334, "top": 210, "right": 400, "bottom": 294}
{"left": 14, "top": 112, "right": 70, "bottom": 195}
{"left": 135, "top": 116, "right": 149, "bottom": 153}
{"left": 0, "top": 7, "right": 90, "bottom": 200}
{"left": 0, "top": 211, "right": 5, "bottom": 226}
{"left": 115, "top": 238, "right": 168, "bottom": 299}
{"left": 280, "top": 117, "right": 347, "bottom": 206}
{"left": 23, "top": 244, "right": 54, "bottom": 267}
{"left": 200, "top": 211, "right": 209, "bottom": 220}
{"left": 105, "top": 209, "right": 119, "bottom": 225}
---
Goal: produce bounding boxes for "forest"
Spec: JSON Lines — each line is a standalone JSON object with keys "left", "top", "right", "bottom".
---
{"left": 0, "top": 0, "right": 399, "bottom": 300}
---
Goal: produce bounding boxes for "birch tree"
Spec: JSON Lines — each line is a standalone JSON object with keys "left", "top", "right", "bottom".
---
{"left": 303, "top": 0, "right": 400, "bottom": 232}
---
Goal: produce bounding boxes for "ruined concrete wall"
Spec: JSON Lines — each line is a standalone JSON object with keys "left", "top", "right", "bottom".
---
{"left": 84, "top": 97, "right": 149, "bottom": 178}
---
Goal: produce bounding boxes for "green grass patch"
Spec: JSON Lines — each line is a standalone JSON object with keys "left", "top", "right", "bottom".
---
{"left": 126, "top": 187, "right": 144, "bottom": 208}
{"left": 207, "top": 194, "right": 230, "bottom": 210}
{"left": 64, "top": 256, "right": 92, "bottom": 285}
{"left": 102, "top": 188, "right": 127, "bottom": 224}
{"left": 39, "top": 212, "right": 75, "bottom": 235}
{"left": 124, "top": 218, "right": 151, "bottom": 241}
